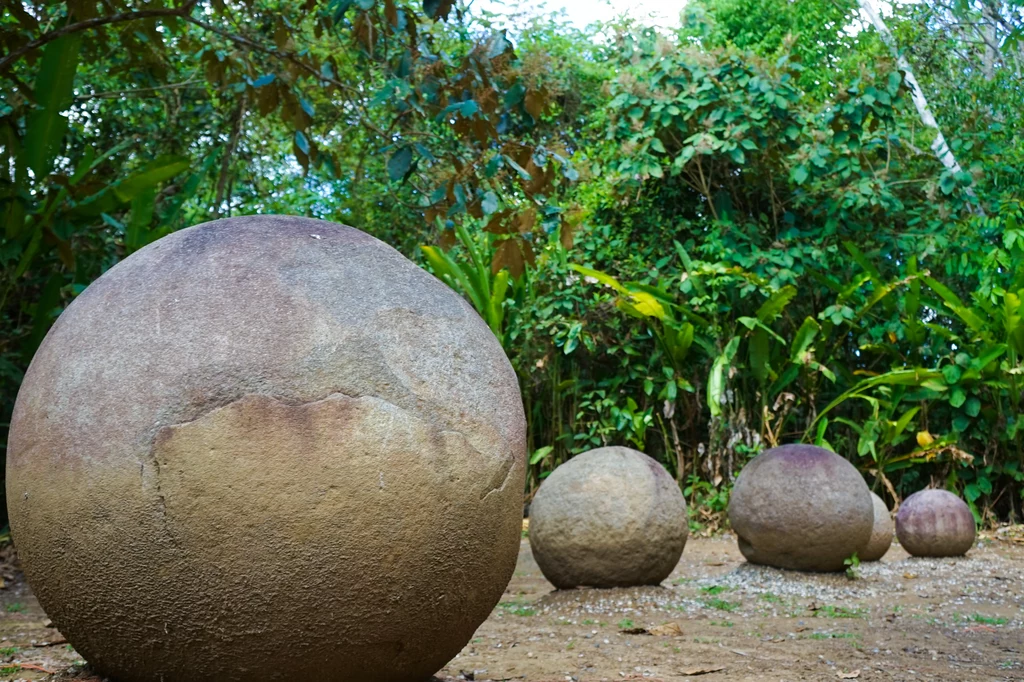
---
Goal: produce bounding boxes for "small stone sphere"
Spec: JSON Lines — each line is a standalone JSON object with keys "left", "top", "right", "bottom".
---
{"left": 860, "top": 492, "right": 894, "bottom": 562}
{"left": 728, "top": 444, "right": 873, "bottom": 572}
{"left": 528, "top": 447, "right": 688, "bottom": 589}
{"left": 7, "top": 216, "right": 526, "bottom": 682}
{"left": 895, "top": 489, "right": 976, "bottom": 557}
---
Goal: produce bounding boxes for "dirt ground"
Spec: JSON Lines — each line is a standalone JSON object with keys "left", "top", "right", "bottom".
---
{"left": 0, "top": 528, "right": 1022, "bottom": 682}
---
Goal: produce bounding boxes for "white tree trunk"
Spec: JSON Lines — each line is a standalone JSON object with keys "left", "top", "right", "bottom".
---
{"left": 858, "top": 0, "right": 970, "bottom": 181}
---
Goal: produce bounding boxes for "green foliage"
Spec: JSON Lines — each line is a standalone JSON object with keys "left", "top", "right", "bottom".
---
{"left": 844, "top": 552, "right": 861, "bottom": 580}
{"left": 703, "top": 597, "right": 739, "bottom": 612}
{"left": 1, "top": 0, "right": 1022, "bottom": 527}
{"left": 496, "top": 599, "right": 536, "bottom": 617}
{"left": 814, "top": 605, "right": 867, "bottom": 619}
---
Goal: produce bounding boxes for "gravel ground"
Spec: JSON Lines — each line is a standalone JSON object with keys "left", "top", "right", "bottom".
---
{"left": 0, "top": 528, "right": 1022, "bottom": 681}
{"left": 434, "top": 528, "right": 1024, "bottom": 682}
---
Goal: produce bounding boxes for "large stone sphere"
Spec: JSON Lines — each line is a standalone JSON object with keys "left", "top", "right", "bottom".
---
{"left": 7, "top": 216, "right": 526, "bottom": 682}
{"left": 728, "top": 444, "right": 873, "bottom": 572}
{"left": 528, "top": 446, "right": 688, "bottom": 589}
{"left": 860, "top": 492, "right": 894, "bottom": 562}
{"left": 895, "top": 489, "right": 976, "bottom": 557}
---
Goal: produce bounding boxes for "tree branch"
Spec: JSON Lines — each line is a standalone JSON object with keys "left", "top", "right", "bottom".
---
{"left": 182, "top": 14, "right": 392, "bottom": 140}
{"left": 0, "top": 1, "right": 200, "bottom": 72}
{"left": 213, "top": 92, "right": 248, "bottom": 217}
{"left": 74, "top": 79, "right": 204, "bottom": 101}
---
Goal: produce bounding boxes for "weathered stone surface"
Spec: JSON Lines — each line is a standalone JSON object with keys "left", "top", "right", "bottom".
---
{"left": 728, "top": 444, "right": 873, "bottom": 572}
{"left": 528, "top": 446, "right": 688, "bottom": 589}
{"left": 895, "top": 489, "right": 976, "bottom": 557}
{"left": 861, "top": 492, "right": 894, "bottom": 562}
{"left": 7, "top": 216, "right": 526, "bottom": 682}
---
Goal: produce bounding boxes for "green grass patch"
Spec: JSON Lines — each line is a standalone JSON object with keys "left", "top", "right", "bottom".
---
{"left": 803, "top": 632, "right": 858, "bottom": 640}
{"left": 700, "top": 585, "right": 729, "bottom": 595}
{"left": 967, "top": 613, "right": 1009, "bottom": 626}
{"left": 703, "top": 598, "right": 739, "bottom": 612}
{"left": 497, "top": 600, "right": 536, "bottom": 617}
{"left": 4, "top": 603, "right": 26, "bottom": 614}
{"left": 814, "top": 605, "right": 866, "bottom": 619}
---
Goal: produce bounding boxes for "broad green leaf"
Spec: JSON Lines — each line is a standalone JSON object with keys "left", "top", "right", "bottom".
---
{"left": 294, "top": 130, "right": 311, "bottom": 156}
{"left": 126, "top": 187, "right": 155, "bottom": 251}
{"left": 24, "top": 34, "right": 83, "bottom": 177}
{"left": 808, "top": 368, "right": 944, "bottom": 434}
{"left": 481, "top": 190, "right": 499, "bottom": 215}
{"left": 843, "top": 242, "right": 887, "bottom": 295}
{"left": 113, "top": 155, "right": 190, "bottom": 202}
{"left": 708, "top": 336, "right": 741, "bottom": 418}
{"left": 892, "top": 406, "right": 921, "bottom": 438}
{"left": 1004, "top": 291, "right": 1024, "bottom": 353}
{"left": 923, "top": 276, "right": 988, "bottom": 337}
{"left": 627, "top": 290, "right": 665, "bottom": 319}
{"left": 529, "top": 446, "right": 553, "bottom": 466}
{"left": 421, "top": 245, "right": 485, "bottom": 315}
{"left": 756, "top": 285, "right": 797, "bottom": 323}
{"left": 749, "top": 327, "right": 770, "bottom": 383}
{"left": 965, "top": 397, "right": 981, "bottom": 417}
{"left": 962, "top": 344, "right": 1007, "bottom": 379}
{"left": 387, "top": 146, "right": 413, "bottom": 182}
{"left": 668, "top": 322, "right": 694, "bottom": 363}
{"left": 790, "top": 316, "right": 820, "bottom": 361}
{"left": 814, "top": 417, "right": 830, "bottom": 446}
{"left": 487, "top": 269, "right": 510, "bottom": 338}
{"left": 570, "top": 264, "right": 627, "bottom": 294}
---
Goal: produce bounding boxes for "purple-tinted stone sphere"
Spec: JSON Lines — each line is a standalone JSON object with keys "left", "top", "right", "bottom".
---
{"left": 895, "top": 489, "right": 975, "bottom": 557}
{"left": 728, "top": 444, "right": 873, "bottom": 572}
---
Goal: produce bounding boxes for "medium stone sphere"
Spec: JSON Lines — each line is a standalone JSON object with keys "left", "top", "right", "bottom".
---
{"left": 728, "top": 444, "right": 873, "bottom": 572}
{"left": 895, "top": 489, "right": 976, "bottom": 557}
{"left": 528, "top": 447, "right": 688, "bottom": 589}
{"left": 860, "top": 492, "right": 894, "bottom": 562}
{"left": 7, "top": 216, "right": 526, "bottom": 682}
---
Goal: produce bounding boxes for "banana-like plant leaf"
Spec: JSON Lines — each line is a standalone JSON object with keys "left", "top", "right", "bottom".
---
{"left": 113, "top": 155, "right": 190, "bottom": 203}
{"left": 749, "top": 327, "right": 770, "bottom": 383}
{"left": 961, "top": 344, "right": 1007, "bottom": 380}
{"left": 808, "top": 368, "right": 943, "bottom": 434}
{"left": 570, "top": 264, "right": 627, "bottom": 294}
{"left": 708, "top": 336, "right": 741, "bottom": 417}
{"left": 892, "top": 406, "right": 921, "bottom": 439}
{"left": 487, "top": 268, "right": 510, "bottom": 338}
{"left": 790, "top": 316, "right": 820, "bottom": 361}
{"left": 627, "top": 290, "right": 666, "bottom": 320}
{"left": 23, "top": 34, "right": 82, "bottom": 177}
{"left": 126, "top": 187, "right": 155, "bottom": 251}
{"left": 1004, "top": 291, "right": 1024, "bottom": 354}
{"left": 529, "top": 445, "right": 553, "bottom": 466}
{"left": 756, "top": 285, "right": 797, "bottom": 323}
{"left": 923, "top": 276, "right": 990, "bottom": 339}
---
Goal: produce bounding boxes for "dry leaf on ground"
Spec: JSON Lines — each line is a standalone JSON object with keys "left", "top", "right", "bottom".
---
{"left": 648, "top": 622, "right": 683, "bottom": 636}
